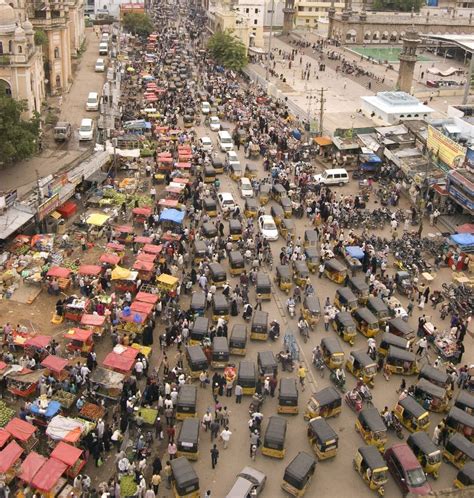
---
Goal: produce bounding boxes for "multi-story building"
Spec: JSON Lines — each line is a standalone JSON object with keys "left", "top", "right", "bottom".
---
{"left": 0, "top": 0, "right": 46, "bottom": 117}
{"left": 234, "top": 0, "right": 265, "bottom": 47}
{"left": 295, "top": 0, "right": 344, "bottom": 30}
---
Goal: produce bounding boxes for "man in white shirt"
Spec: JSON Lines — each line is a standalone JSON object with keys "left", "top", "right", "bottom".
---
{"left": 220, "top": 427, "right": 232, "bottom": 449}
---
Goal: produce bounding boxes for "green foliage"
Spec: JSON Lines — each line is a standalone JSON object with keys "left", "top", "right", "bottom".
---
{"left": 34, "top": 29, "right": 48, "bottom": 47}
{"left": 372, "top": 0, "right": 423, "bottom": 11}
{"left": 123, "top": 13, "right": 153, "bottom": 37}
{"left": 207, "top": 30, "right": 248, "bottom": 71}
{"left": 0, "top": 91, "right": 41, "bottom": 165}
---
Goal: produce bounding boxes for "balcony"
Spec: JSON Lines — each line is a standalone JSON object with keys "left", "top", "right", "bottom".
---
{"left": 32, "top": 16, "right": 66, "bottom": 28}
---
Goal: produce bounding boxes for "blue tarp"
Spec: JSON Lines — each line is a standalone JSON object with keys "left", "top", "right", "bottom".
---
{"left": 450, "top": 233, "right": 474, "bottom": 251}
{"left": 30, "top": 400, "right": 61, "bottom": 418}
{"left": 160, "top": 209, "right": 185, "bottom": 225}
{"left": 345, "top": 246, "right": 364, "bottom": 260}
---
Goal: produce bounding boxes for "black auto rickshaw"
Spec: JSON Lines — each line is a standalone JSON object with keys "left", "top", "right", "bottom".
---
{"left": 275, "top": 265, "right": 292, "bottom": 293}
{"left": 190, "top": 291, "right": 206, "bottom": 318}
{"left": 280, "top": 196, "right": 293, "bottom": 218}
{"left": 176, "top": 418, "right": 200, "bottom": 461}
{"left": 170, "top": 457, "right": 200, "bottom": 498}
{"left": 414, "top": 378, "right": 450, "bottom": 413}
{"left": 272, "top": 183, "right": 287, "bottom": 202}
{"left": 455, "top": 391, "right": 474, "bottom": 415}
{"left": 203, "top": 165, "right": 216, "bottom": 184}
{"left": 353, "top": 445, "right": 389, "bottom": 496}
{"left": 186, "top": 345, "right": 208, "bottom": 378}
{"left": 245, "top": 163, "right": 258, "bottom": 180}
{"left": 304, "top": 230, "right": 318, "bottom": 249}
{"left": 293, "top": 260, "right": 309, "bottom": 288}
{"left": 262, "top": 415, "right": 287, "bottom": 458}
{"left": 307, "top": 417, "right": 338, "bottom": 460}
{"left": 176, "top": 385, "right": 197, "bottom": 421}
{"left": 387, "top": 317, "right": 415, "bottom": 341}
{"left": 332, "top": 311, "right": 357, "bottom": 346}
{"left": 229, "top": 251, "right": 245, "bottom": 276}
{"left": 352, "top": 307, "right": 380, "bottom": 338}
{"left": 345, "top": 350, "right": 377, "bottom": 387}
{"left": 251, "top": 310, "right": 268, "bottom": 341}
{"left": 257, "top": 351, "right": 278, "bottom": 377}
{"left": 418, "top": 365, "right": 452, "bottom": 394}
{"left": 454, "top": 461, "right": 474, "bottom": 488}
{"left": 407, "top": 431, "right": 442, "bottom": 479}
{"left": 281, "top": 451, "right": 316, "bottom": 497}
{"left": 270, "top": 205, "right": 285, "bottom": 227}
{"left": 393, "top": 395, "right": 430, "bottom": 432}
{"left": 212, "top": 292, "right": 229, "bottom": 323}
{"left": 321, "top": 336, "right": 345, "bottom": 370}
{"left": 324, "top": 258, "right": 347, "bottom": 284}
{"left": 443, "top": 433, "right": 474, "bottom": 469}
{"left": 366, "top": 297, "right": 390, "bottom": 325}
{"left": 211, "top": 156, "right": 224, "bottom": 173}
{"left": 193, "top": 240, "right": 207, "bottom": 264}
{"left": 211, "top": 336, "right": 229, "bottom": 369}
{"left": 304, "top": 247, "right": 319, "bottom": 273}
{"left": 203, "top": 196, "right": 217, "bottom": 217}
{"left": 346, "top": 276, "right": 369, "bottom": 304}
{"left": 259, "top": 183, "right": 271, "bottom": 205}
{"left": 384, "top": 346, "right": 419, "bottom": 376}
{"left": 229, "top": 162, "right": 242, "bottom": 180}
{"left": 278, "top": 378, "right": 299, "bottom": 414}
{"left": 229, "top": 324, "right": 247, "bottom": 356}
{"left": 280, "top": 218, "right": 296, "bottom": 241}
{"left": 355, "top": 407, "right": 388, "bottom": 451}
{"left": 378, "top": 332, "right": 410, "bottom": 358}
{"left": 334, "top": 287, "right": 358, "bottom": 312}
{"left": 228, "top": 219, "right": 242, "bottom": 241}
{"left": 304, "top": 386, "right": 342, "bottom": 421}
{"left": 237, "top": 361, "right": 257, "bottom": 395}
{"left": 395, "top": 270, "right": 413, "bottom": 295}
{"left": 189, "top": 317, "right": 209, "bottom": 346}
{"left": 183, "top": 114, "right": 194, "bottom": 128}
{"left": 201, "top": 222, "right": 218, "bottom": 239}
{"left": 256, "top": 272, "right": 271, "bottom": 300}
{"left": 209, "top": 262, "right": 226, "bottom": 287}
{"left": 244, "top": 198, "right": 258, "bottom": 218}
{"left": 302, "top": 295, "right": 321, "bottom": 328}
{"left": 445, "top": 407, "right": 474, "bottom": 442}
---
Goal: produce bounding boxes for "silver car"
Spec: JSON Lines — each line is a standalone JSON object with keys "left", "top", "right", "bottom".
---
{"left": 225, "top": 467, "right": 266, "bottom": 498}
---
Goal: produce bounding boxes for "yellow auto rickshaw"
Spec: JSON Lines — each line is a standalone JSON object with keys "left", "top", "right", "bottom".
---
{"left": 293, "top": 260, "right": 309, "bottom": 288}
{"left": 229, "top": 324, "right": 247, "bottom": 356}
{"left": 302, "top": 295, "right": 321, "bottom": 328}
{"left": 244, "top": 198, "right": 259, "bottom": 218}
{"left": 304, "top": 230, "right": 318, "bottom": 249}
{"left": 346, "top": 275, "right": 369, "bottom": 304}
{"left": 171, "top": 457, "right": 200, "bottom": 498}
{"left": 353, "top": 445, "right": 388, "bottom": 496}
{"left": 229, "top": 251, "right": 245, "bottom": 276}
{"left": 455, "top": 391, "right": 474, "bottom": 415}
{"left": 278, "top": 378, "right": 299, "bottom": 414}
{"left": 272, "top": 183, "right": 287, "bottom": 202}
{"left": 270, "top": 205, "right": 285, "bottom": 227}
{"left": 193, "top": 240, "right": 207, "bottom": 264}
{"left": 320, "top": 336, "right": 344, "bottom": 370}
{"left": 281, "top": 451, "right": 316, "bottom": 497}
{"left": 188, "top": 317, "right": 209, "bottom": 346}
{"left": 332, "top": 311, "right": 357, "bottom": 346}
{"left": 352, "top": 307, "right": 380, "bottom": 338}
{"left": 256, "top": 272, "right": 271, "bottom": 300}
{"left": 384, "top": 346, "right": 419, "bottom": 376}
{"left": 186, "top": 345, "right": 208, "bottom": 378}
{"left": 304, "top": 386, "right": 342, "bottom": 421}
{"left": 304, "top": 247, "right": 319, "bottom": 273}
{"left": 378, "top": 333, "right": 410, "bottom": 358}
{"left": 280, "top": 196, "right": 293, "bottom": 218}
{"left": 201, "top": 222, "right": 218, "bottom": 239}
{"left": 190, "top": 291, "right": 206, "bottom": 318}
{"left": 445, "top": 407, "right": 474, "bottom": 442}
{"left": 454, "top": 461, "right": 474, "bottom": 488}
{"left": 237, "top": 360, "right": 257, "bottom": 395}
{"left": 366, "top": 297, "right": 390, "bottom": 326}
{"left": 259, "top": 183, "right": 271, "bottom": 205}
{"left": 407, "top": 431, "right": 442, "bottom": 479}
{"left": 345, "top": 350, "right": 377, "bottom": 387}
{"left": 211, "top": 336, "right": 229, "bottom": 369}
{"left": 244, "top": 163, "right": 258, "bottom": 180}
{"left": 280, "top": 218, "right": 296, "bottom": 242}
{"left": 176, "top": 385, "right": 197, "bottom": 421}
{"left": 212, "top": 292, "right": 229, "bottom": 323}
{"left": 393, "top": 396, "right": 430, "bottom": 432}
{"left": 262, "top": 415, "right": 287, "bottom": 459}
{"left": 355, "top": 407, "right": 388, "bottom": 451}
{"left": 203, "top": 165, "right": 216, "bottom": 184}
{"left": 203, "top": 196, "right": 217, "bottom": 217}
{"left": 442, "top": 433, "right": 474, "bottom": 469}
{"left": 275, "top": 265, "right": 292, "bottom": 293}
{"left": 307, "top": 417, "right": 338, "bottom": 460}
{"left": 228, "top": 219, "right": 242, "bottom": 241}
{"left": 334, "top": 287, "right": 358, "bottom": 312}
{"left": 250, "top": 311, "right": 268, "bottom": 341}
{"left": 413, "top": 379, "right": 450, "bottom": 413}
{"left": 176, "top": 418, "right": 200, "bottom": 460}
{"left": 324, "top": 258, "right": 347, "bottom": 284}
{"left": 229, "top": 163, "right": 242, "bottom": 180}
{"left": 209, "top": 262, "right": 226, "bottom": 287}
{"left": 418, "top": 365, "right": 452, "bottom": 397}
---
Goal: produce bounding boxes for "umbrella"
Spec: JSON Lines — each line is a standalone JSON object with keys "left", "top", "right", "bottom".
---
{"left": 126, "top": 67, "right": 135, "bottom": 73}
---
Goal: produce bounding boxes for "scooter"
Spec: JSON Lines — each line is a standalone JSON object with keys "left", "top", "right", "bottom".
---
{"left": 269, "top": 322, "right": 280, "bottom": 341}
{"left": 329, "top": 371, "right": 346, "bottom": 393}
{"left": 277, "top": 352, "right": 294, "bottom": 372}
{"left": 312, "top": 355, "right": 325, "bottom": 378}
{"left": 344, "top": 389, "right": 363, "bottom": 413}
{"left": 287, "top": 302, "right": 296, "bottom": 318}
{"left": 385, "top": 417, "right": 404, "bottom": 440}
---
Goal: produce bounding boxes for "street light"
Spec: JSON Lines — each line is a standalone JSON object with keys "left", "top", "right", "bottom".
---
{"left": 265, "top": 0, "right": 275, "bottom": 81}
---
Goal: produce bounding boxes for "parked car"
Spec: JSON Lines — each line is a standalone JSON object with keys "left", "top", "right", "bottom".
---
{"left": 226, "top": 150, "right": 240, "bottom": 168}
{"left": 53, "top": 122, "right": 72, "bottom": 142}
{"left": 201, "top": 101, "right": 211, "bottom": 114}
{"left": 258, "top": 215, "right": 279, "bottom": 241}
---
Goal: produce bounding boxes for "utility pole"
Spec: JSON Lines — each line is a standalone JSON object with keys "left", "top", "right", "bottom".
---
{"left": 265, "top": 0, "right": 275, "bottom": 82}
{"left": 318, "top": 87, "right": 327, "bottom": 136}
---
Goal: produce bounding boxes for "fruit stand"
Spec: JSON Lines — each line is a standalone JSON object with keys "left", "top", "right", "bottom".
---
{"left": 50, "top": 441, "right": 86, "bottom": 478}
{"left": 102, "top": 345, "right": 139, "bottom": 375}
{"left": 5, "top": 418, "right": 38, "bottom": 450}
{"left": 63, "top": 328, "right": 94, "bottom": 355}
{"left": 80, "top": 313, "right": 109, "bottom": 339}
{"left": 40, "top": 355, "right": 69, "bottom": 381}
{"left": 6, "top": 369, "right": 44, "bottom": 399}
{"left": 89, "top": 367, "right": 125, "bottom": 402}
{"left": 0, "top": 440, "right": 23, "bottom": 483}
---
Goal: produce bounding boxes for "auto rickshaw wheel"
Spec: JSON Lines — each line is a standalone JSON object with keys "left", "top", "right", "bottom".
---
{"left": 378, "top": 487, "right": 385, "bottom": 496}
{"left": 432, "top": 472, "right": 439, "bottom": 480}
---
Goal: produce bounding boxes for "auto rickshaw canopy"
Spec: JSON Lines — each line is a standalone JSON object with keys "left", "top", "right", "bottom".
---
{"left": 398, "top": 395, "right": 428, "bottom": 419}
{"left": 415, "top": 378, "right": 447, "bottom": 400}
{"left": 358, "top": 444, "right": 387, "bottom": 470}
{"left": 283, "top": 451, "right": 316, "bottom": 489}
{"left": 264, "top": 416, "right": 287, "bottom": 445}
{"left": 358, "top": 408, "right": 386, "bottom": 432}
{"left": 418, "top": 365, "right": 449, "bottom": 387}
{"left": 312, "top": 387, "right": 342, "bottom": 409}
{"left": 308, "top": 417, "right": 338, "bottom": 444}
{"left": 407, "top": 431, "right": 440, "bottom": 459}
{"left": 457, "top": 461, "right": 474, "bottom": 484}
{"left": 321, "top": 336, "right": 343, "bottom": 355}
{"left": 170, "top": 457, "right": 199, "bottom": 490}
{"left": 456, "top": 391, "right": 474, "bottom": 412}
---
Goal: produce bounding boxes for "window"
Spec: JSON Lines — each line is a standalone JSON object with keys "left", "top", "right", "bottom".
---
{"left": 306, "top": 18, "right": 309, "bottom": 23}
{"left": 0, "top": 42, "right": 3, "bottom": 54}
{"left": 18, "top": 45, "right": 22, "bottom": 54}
{"left": 54, "top": 47, "right": 60, "bottom": 58}
{"left": 56, "top": 75, "right": 61, "bottom": 88}
{"left": 255, "top": 8, "right": 258, "bottom": 13}
{"left": 254, "top": 19, "right": 258, "bottom": 24}
{"left": 308, "top": 7, "right": 312, "bottom": 11}
{"left": 8, "top": 40, "right": 12, "bottom": 53}
{"left": 245, "top": 8, "right": 249, "bottom": 13}
{"left": 298, "top": 6, "right": 304, "bottom": 10}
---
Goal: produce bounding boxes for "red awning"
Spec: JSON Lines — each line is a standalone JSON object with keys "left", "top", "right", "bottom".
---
{"left": 24, "top": 335, "right": 51, "bottom": 349}
{"left": 134, "top": 236, "right": 153, "bottom": 244}
{"left": 31, "top": 458, "right": 68, "bottom": 492}
{"left": 132, "top": 207, "right": 152, "bottom": 216}
{"left": 18, "top": 452, "right": 47, "bottom": 484}
{"left": 130, "top": 301, "right": 154, "bottom": 315}
{"left": 143, "top": 244, "right": 162, "bottom": 254}
{"left": 64, "top": 328, "right": 93, "bottom": 342}
{"left": 103, "top": 352, "right": 136, "bottom": 373}
{"left": 133, "top": 260, "right": 154, "bottom": 272}
{"left": 5, "top": 418, "right": 36, "bottom": 442}
{"left": 50, "top": 441, "right": 83, "bottom": 466}
{"left": 0, "top": 441, "right": 23, "bottom": 472}
{"left": 0, "top": 428, "right": 10, "bottom": 449}
{"left": 457, "top": 223, "right": 474, "bottom": 234}
{"left": 136, "top": 252, "right": 156, "bottom": 263}
{"left": 99, "top": 253, "right": 121, "bottom": 265}
{"left": 81, "top": 314, "right": 105, "bottom": 327}
{"left": 158, "top": 199, "right": 179, "bottom": 208}
{"left": 40, "top": 355, "right": 68, "bottom": 373}
{"left": 106, "top": 242, "right": 125, "bottom": 251}
{"left": 78, "top": 265, "right": 102, "bottom": 276}
{"left": 115, "top": 225, "right": 133, "bottom": 233}
{"left": 46, "top": 267, "right": 71, "bottom": 279}
{"left": 135, "top": 292, "right": 159, "bottom": 304}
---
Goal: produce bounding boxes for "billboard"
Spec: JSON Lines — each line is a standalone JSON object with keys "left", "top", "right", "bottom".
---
{"left": 427, "top": 125, "right": 466, "bottom": 169}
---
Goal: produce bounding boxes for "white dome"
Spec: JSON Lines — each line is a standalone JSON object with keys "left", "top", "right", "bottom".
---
{"left": 0, "top": 0, "right": 17, "bottom": 34}
{"left": 23, "top": 18, "right": 33, "bottom": 35}
{"left": 14, "top": 24, "right": 26, "bottom": 41}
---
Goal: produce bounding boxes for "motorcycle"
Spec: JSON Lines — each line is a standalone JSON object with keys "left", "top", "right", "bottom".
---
{"left": 298, "top": 323, "right": 309, "bottom": 343}
{"left": 312, "top": 356, "right": 325, "bottom": 378}
{"left": 287, "top": 302, "right": 296, "bottom": 318}
{"left": 249, "top": 393, "right": 264, "bottom": 416}
{"left": 242, "top": 304, "right": 253, "bottom": 321}
{"left": 344, "top": 389, "right": 363, "bottom": 413}
{"left": 329, "top": 371, "right": 346, "bottom": 393}
{"left": 277, "top": 352, "right": 294, "bottom": 372}
{"left": 358, "top": 384, "right": 373, "bottom": 406}
{"left": 385, "top": 417, "right": 404, "bottom": 440}
{"left": 269, "top": 322, "right": 280, "bottom": 342}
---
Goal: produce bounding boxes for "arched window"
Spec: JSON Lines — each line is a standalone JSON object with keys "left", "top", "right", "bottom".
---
{"left": 0, "top": 42, "right": 3, "bottom": 54}
{"left": 55, "top": 75, "right": 61, "bottom": 88}
{"left": 18, "top": 45, "right": 22, "bottom": 54}
{"left": 54, "top": 47, "right": 60, "bottom": 58}
{"left": 8, "top": 40, "right": 13, "bottom": 53}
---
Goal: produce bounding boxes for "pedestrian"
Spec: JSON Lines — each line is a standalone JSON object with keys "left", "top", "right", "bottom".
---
{"left": 318, "top": 263, "right": 324, "bottom": 278}
{"left": 210, "top": 444, "right": 219, "bottom": 469}
{"left": 164, "top": 461, "right": 172, "bottom": 489}
{"left": 167, "top": 442, "right": 177, "bottom": 460}
{"left": 219, "top": 426, "right": 232, "bottom": 449}
{"left": 255, "top": 294, "right": 262, "bottom": 310}
{"left": 396, "top": 378, "right": 406, "bottom": 394}
{"left": 416, "top": 336, "right": 428, "bottom": 357}
{"left": 432, "top": 423, "right": 442, "bottom": 446}
{"left": 210, "top": 420, "right": 220, "bottom": 441}
{"left": 235, "top": 384, "right": 243, "bottom": 404}
{"left": 297, "top": 364, "right": 307, "bottom": 391}
{"left": 323, "top": 312, "right": 330, "bottom": 331}
{"left": 250, "top": 430, "right": 260, "bottom": 456}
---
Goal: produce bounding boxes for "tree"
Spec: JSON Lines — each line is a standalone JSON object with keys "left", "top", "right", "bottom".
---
{"left": 207, "top": 30, "right": 248, "bottom": 71}
{"left": 123, "top": 13, "right": 154, "bottom": 37}
{"left": 34, "top": 29, "right": 48, "bottom": 47}
{"left": 372, "top": 0, "right": 423, "bottom": 11}
{"left": 0, "top": 90, "right": 41, "bottom": 165}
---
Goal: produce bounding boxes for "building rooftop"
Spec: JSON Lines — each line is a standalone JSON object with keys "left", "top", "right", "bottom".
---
{"left": 361, "top": 92, "right": 434, "bottom": 115}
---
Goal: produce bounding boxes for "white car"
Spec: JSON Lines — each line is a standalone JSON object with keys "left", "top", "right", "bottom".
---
{"left": 209, "top": 116, "right": 221, "bottom": 131}
{"left": 94, "top": 58, "right": 105, "bottom": 72}
{"left": 201, "top": 101, "right": 211, "bottom": 114}
{"left": 239, "top": 177, "right": 254, "bottom": 198}
{"left": 225, "top": 467, "right": 266, "bottom": 498}
{"left": 217, "top": 192, "right": 236, "bottom": 213}
{"left": 258, "top": 215, "right": 279, "bottom": 241}
{"left": 199, "top": 136, "right": 213, "bottom": 152}
{"left": 226, "top": 150, "right": 240, "bottom": 167}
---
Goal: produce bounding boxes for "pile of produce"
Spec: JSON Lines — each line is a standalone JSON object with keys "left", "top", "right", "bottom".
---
{"left": 120, "top": 476, "right": 137, "bottom": 497}
{"left": 102, "top": 189, "right": 153, "bottom": 208}
{"left": 79, "top": 403, "right": 105, "bottom": 421}
{"left": 138, "top": 407, "right": 158, "bottom": 425}
{"left": 52, "top": 390, "right": 76, "bottom": 408}
{"left": 0, "top": 400, "right": 15, "bottom": 427}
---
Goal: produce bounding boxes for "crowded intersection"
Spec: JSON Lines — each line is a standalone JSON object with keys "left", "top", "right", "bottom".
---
{"left": 0, "top": 0, "right": 473, "bottom": 497}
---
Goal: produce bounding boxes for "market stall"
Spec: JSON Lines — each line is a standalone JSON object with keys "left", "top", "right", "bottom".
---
{"left": 24, "top": 335, "right": 51, "bottom": 359}
{"left": 30, "top": 457, "right": 68, "bottom": 498}
{"left": 0, "top": 440, "right": 24, "bottom": 483}
{"left": 18, "top": 452, "right": 47, "bottom": 487}
{"left": 6, "top": 369, "right": 44, "bottom": 399}
{"left": 63, "top": 328, "right": 94, "bottom": 355}
{"left": 115, "top": 225, "right": 134, "bottom": 245}
{"left": 80, "top": 313, "right": 109, "bottom": 338}
{"left": 89, "top": 367, "right": 125, "bottom": 402}
{"left": 63, "top": 297, "right": 90, "bottom": 323}
{"left": 99, "top": 252, "right": 122, "bottom": 266}
{"left": 45, "top": 415, "right": 90, "bottom": 445}
{"left": 111, "top": 267, "right": 138, "bottom": 293}
{"left": 50, "top": 441, "right": 86, "bottom": 478}
{"left": 86, "top": 213, "right": 110, "bottom": 240}
{"left": 5, "top": 417, "right": 38, "bottom": 450}
{"left": 45, "top": 266, "right": 72, "bottom": 291}
{"left": 132, "top": 207, "right": 152, "bottom": 226}
{"left": 28, "top": 397, "right": 62, "bottom": 428}
{"left": 102, "top": 345, "right": 138, "bottom": 374}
